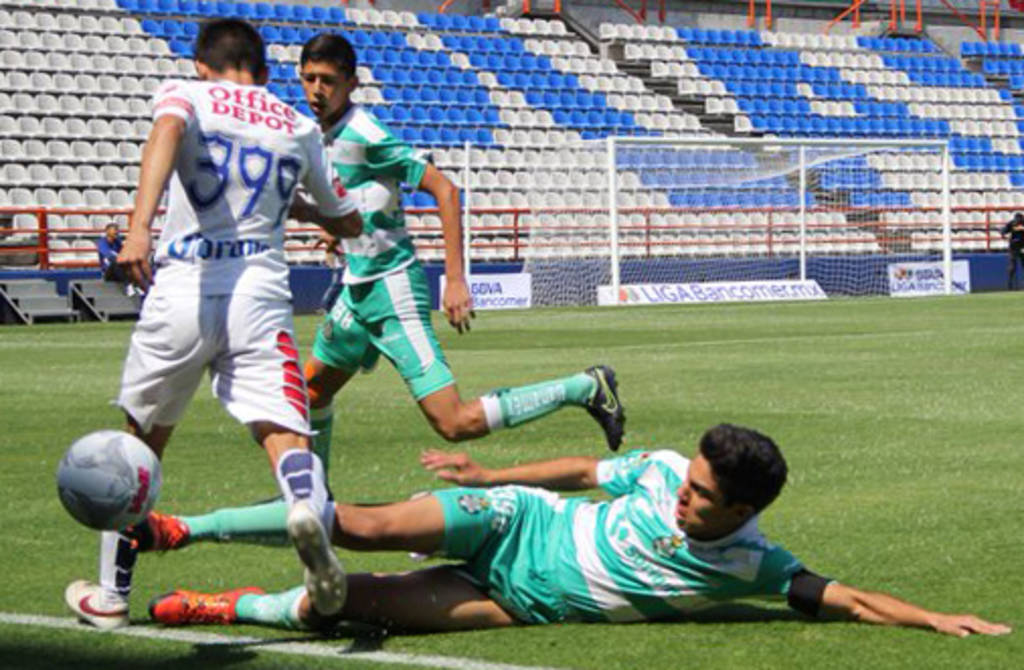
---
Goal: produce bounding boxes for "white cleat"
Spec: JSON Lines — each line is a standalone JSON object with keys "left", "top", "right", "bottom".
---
{"left": 286, "top": 500, "right": 347, "bottom": 616}
{"left": 65, "top": 580, "right": 129, "bottom": 630}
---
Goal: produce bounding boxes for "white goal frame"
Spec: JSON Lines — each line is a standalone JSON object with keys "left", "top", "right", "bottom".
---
{"left": 603, "top": 136, "right": 952, "bottom": 304}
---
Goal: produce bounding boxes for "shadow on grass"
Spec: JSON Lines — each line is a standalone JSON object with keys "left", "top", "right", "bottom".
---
{"left": 0, "top": 641, "right": 260, "bottom": 670}
{"left": 0, "top": 621, "right": 388, "bottom": 670}
{"left": 660, "top": 603, "right": 831, "bottom": 627}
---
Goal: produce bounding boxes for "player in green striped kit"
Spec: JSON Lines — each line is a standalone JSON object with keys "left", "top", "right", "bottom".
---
{"left": 296, "top": 33, "right": 624, "bottom": 459}
{"left": 124, "top": 33, "right": 624, "bottom": 561}
{"left": 150, "top": 424, "right": 1009, "bottom": 638}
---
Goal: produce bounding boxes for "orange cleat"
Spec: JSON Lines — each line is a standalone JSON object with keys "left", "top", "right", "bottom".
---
{"left": 148, "top": 587, "right": 265, "bottom": 626}
{"left": 127, "top": 511, "right": 190, "bottom": 552}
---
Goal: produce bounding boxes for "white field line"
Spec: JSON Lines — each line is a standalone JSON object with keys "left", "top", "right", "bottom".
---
{"left": 0, "top": 613, "right": 568, "bottom": 670}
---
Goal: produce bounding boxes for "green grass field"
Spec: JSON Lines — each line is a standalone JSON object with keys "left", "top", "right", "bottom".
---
{"left": 1, "top": 295, "right": 1021, "bottom": 669}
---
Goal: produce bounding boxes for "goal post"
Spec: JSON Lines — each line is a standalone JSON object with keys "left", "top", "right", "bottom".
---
{"left": 459, "top": 136, "right": 952, "bottom": 306}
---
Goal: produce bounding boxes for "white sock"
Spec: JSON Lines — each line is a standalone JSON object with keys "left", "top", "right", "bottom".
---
{"left": 98, "top": 530, "right": 134, "bottom": 605}
{"left": 480, "top": 394, "right": 504, "bottom": 431}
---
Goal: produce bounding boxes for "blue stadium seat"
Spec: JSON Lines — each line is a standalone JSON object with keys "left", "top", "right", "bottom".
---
{"left": 156, "top": 0, "right": 178, "bottom": 14}
{"left": 412, "top": 191, "right": 437, "bottom": 208}
{"left": 438, "top": 128, "right": 458, "bottom": 145}
{"left": 327, "top": 7, "right": 346, "bottom": 24}
{"left": 390, "top": 105, "right": 411, "bottom": 123}
{"left": 410, "top": 107, "right": 428, "bottom": 124}
{"left": 277, "top": 26, "right": 298, "bottom": 43}
{"left": 178, "top": 0, "right": 198, "bottom": 14}
{"left": 183, "top": 21, "right": 199, "bottom": 37}
{"left": 232, "top": 2, "right": 254, "bottom": 19}
{"left": 169, "top": 39, "right": 191, "bottom": 55}
{"left": 259, "top": 25, "right": 281, "bottom": 42}
{"left": 253, "top": 3, "right": 273, "bottom": 20}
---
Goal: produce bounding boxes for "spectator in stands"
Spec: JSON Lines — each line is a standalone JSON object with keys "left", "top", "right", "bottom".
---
{"left": 97, "top": 223, "right": 129, "bottom": 285}
{"left": 1001, "top": 212, "right": 1024, "bottom": 290}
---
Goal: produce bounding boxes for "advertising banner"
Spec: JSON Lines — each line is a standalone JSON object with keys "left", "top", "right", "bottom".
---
{"left": 440, "top": 273, "right": 532, "bottom": 310}
{"left": 597, "top": 280, "right": 828, "bottom": 306}
{"left": 887, "top": 261, "right": 970, "bottom": 297}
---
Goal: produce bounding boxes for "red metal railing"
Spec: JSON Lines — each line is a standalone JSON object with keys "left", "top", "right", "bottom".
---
{"left": 3, "top": 205, "right": 1009, "bottom": 271}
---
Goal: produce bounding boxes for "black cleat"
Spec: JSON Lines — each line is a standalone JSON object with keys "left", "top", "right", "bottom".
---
{"left": 584, "top": 365, "right": 625, "bottom": 451}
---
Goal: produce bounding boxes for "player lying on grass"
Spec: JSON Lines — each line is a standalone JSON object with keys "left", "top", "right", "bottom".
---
{"left": 146, "top": 424, "right": 1010, "bottom": 638}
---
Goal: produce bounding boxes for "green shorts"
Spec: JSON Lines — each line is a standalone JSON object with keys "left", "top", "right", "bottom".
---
{"left": 433, "top": 485, "right": 580, "bottom": 624}
{"left": 311, "top": 263, "right": 454, "bottom": 400}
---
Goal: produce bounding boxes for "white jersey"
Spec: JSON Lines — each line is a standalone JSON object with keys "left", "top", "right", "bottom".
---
{"left": 150, "top": 79, "right": 356, "bottom": 300}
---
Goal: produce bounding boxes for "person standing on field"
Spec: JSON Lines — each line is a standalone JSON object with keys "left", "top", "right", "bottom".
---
{"left": 1001, "top": 212, "right": 1024, "bottom": 290}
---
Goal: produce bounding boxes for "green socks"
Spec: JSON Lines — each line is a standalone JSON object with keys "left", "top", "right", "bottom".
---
{"left": 480, "top": 372, "right": 596, "bottom": 430}
{"left": 310, "top": 406, "right": 334, "bottom": 477}
{"left": 235, "top": 586, "right": 306, "bottom": 630}
{"left": 181, "top": 501, "right": 289, "bottom": 546}
{"left": 179, "top": 406, "right": 334, "bottom": 547}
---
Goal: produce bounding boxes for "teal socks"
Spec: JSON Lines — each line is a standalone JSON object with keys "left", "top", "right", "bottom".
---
{"left": 181, "top": 501, "right": 289, "bottom": 546}
{"left": 235, "top": 586, "right": 306, "bottom": 630}
{"left": 481, "top": 372, "right": 596, "bottom": 429}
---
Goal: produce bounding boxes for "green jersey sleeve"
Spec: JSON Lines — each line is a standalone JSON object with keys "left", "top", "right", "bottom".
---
{"left": 596, "top": 449, "right": 687, "bottom": 497}
{"left": 364, "top": 134, "right": 428, "bottom": 188}
{"left": 754, "top": 545, "right": 806, "bottom": 596}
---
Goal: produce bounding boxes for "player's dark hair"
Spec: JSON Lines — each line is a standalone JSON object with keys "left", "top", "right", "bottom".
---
{"left": 699, "top": 424, "right": 787, "bottom": 513}
{"left": 194, "top": 19, "right": 266, "bottom": 78}
{"left": 300, "top": 33, "right": 357, "bottom": 78}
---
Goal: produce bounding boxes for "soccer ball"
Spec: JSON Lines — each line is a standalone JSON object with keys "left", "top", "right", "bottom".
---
{"left": 56, "top": 430, "right": 162, "bottom": 531}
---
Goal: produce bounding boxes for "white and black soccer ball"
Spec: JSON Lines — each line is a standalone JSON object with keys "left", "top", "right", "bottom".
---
{"left": 56, "top": 430, "right": 162, "bottom": 531}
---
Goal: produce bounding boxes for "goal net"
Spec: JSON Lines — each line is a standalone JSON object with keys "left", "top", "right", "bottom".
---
{"left": 461, "top": 137, "right": 951, "bottom": 306}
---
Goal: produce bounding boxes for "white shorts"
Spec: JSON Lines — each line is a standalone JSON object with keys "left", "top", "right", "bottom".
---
{"left": 118, "top": 293, "right": 311, "bottom": 436}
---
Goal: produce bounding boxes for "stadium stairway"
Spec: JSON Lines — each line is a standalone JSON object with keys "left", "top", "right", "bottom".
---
{"left": 0, "top": 278, "right": 79, "bottom": 324}
{"left": 69, "top": 278, "right": 141, "bottom": 321}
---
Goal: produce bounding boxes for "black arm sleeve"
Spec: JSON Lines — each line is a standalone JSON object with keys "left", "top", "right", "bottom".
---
{"left": 1003, "top": 221, "right": 1013, "bottom": 235}
{"left": 787, "top": 570, "right": 831, "bottom": 618}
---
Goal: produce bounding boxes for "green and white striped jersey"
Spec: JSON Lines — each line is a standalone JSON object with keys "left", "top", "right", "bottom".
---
{"left": 323, "top": 105, "right": 428, "bottom": 284}
{"left": 554, "top": 449, "right": 804, "bottom": 622}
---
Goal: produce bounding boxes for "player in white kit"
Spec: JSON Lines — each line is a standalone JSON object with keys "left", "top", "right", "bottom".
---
{"left": 65, "top": 19, "right": 362, "bottom": 629}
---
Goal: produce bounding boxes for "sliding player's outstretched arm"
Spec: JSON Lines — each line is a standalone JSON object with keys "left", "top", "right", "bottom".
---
{"left": 120, "top": 115, "right": 186, "bottom": 289}
{"left": 818, "top": 580, "right": 1010, "bottom": 637}
{"left": 420, "top": 450, "right": 600, "bottom": 491}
